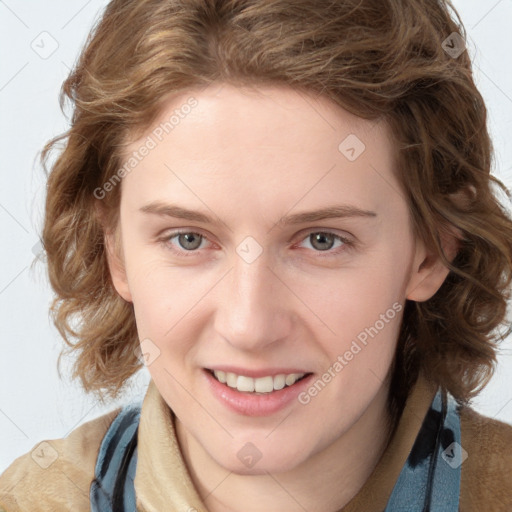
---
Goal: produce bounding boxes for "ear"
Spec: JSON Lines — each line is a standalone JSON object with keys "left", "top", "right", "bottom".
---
{"left": 104, "top": 227, "right": 133, "bottom": 303}
{"left": 406, "top": 224, "right": 461, "bottom": 302}
{"left": 96, "top": 202, "right": 133, "bottom": 303}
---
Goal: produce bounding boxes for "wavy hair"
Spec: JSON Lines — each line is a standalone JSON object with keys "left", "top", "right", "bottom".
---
{"left": 41, "top": 0, "right": 512, "bottom": 418}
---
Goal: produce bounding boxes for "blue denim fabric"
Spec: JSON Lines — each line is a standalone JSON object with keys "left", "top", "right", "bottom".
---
{"left": 384, "top": 388, "right": 462, "bottom": 511}
{"left": 90, "top": 401, "right": 141, "bottom": 512}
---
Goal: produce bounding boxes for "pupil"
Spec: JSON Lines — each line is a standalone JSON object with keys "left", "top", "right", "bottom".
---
{"left": 312, "top": 232, "right": 334, "bottom": 251}
{"left": 180, "top": 233, "right": 201, "bottom": 250}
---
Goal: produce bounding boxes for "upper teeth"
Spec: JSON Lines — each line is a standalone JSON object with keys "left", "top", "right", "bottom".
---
{"left": 213, "top": 370, "right": 306, "bottom": 393}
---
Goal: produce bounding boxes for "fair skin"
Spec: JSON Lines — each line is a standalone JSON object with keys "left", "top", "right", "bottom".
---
{"left": 105, "top": 83, "right": 456, "bottom": 511}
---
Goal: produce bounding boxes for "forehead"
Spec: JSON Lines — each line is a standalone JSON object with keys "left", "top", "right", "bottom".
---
{"left": 120, "top": 83, "right": 403, "bottom": 220}
{"left": 144, "top": 83, "right": 384, "bottom": 151}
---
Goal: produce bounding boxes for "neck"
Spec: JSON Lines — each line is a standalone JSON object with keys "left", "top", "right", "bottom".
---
{"left": 175, "top": 380, "right": 394, "bottom": 512}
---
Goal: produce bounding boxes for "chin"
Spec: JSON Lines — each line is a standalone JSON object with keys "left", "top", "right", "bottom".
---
{"left": 215, "top": 449, "right": 305, "bottom": 475}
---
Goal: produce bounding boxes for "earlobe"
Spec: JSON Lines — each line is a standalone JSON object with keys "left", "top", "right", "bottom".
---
{"left": 406, "top": 226, "right": 461, "bottom": 302}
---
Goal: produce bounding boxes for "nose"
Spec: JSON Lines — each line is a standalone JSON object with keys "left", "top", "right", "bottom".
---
{"left": 213, "top": 249, "right": 294, "bottom": 353}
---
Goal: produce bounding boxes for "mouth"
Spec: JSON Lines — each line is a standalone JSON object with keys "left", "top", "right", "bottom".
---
{"left": 205, "top": 368, "right": 313, "bottom": 395}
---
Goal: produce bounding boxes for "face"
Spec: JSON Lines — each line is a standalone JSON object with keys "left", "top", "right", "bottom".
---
{"left": 106, "top": 83, "right": 449, "bottom": 474}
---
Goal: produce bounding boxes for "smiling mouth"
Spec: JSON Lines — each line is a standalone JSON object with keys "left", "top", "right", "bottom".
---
{"left": 206, "top": 369, "right": 312, "bottom": 394}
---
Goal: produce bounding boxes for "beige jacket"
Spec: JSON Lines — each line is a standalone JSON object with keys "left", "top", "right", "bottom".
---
{"left": 1, "top": 375, "right": 511, "bottom": 511}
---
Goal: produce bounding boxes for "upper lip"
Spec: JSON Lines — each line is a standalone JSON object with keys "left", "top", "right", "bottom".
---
{"left": 206, "top": 366, "right": 312, "bottom": 378}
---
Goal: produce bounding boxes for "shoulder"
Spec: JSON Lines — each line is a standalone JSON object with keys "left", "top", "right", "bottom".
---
{"left": 459, "top": 404, "right": 512, "bottom": 511}
{"left": 0, "top": 407, "right": 121, "bottom": 512}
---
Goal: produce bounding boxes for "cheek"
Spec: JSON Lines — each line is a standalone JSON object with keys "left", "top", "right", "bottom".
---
{"left": 296, "top": 254, "right": 407, "bottom": 373}
{"left": 303, "top": 257, "right": 405, "bottom": 330}
{"left": 125, "top": 254, "right": 214, "bottom": 361}
{"left": 125, "top": 255, "right": 180, "bottom": 337}
{"left": 128, "top": 264, "right": 197, "bottom": 386}
{"left": 308, "top": 276, "right": 403, "bottom": 410}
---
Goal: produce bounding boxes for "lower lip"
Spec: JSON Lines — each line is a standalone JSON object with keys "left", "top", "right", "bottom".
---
{"left": 203, "top": 369, "right": 314, "bottom": 417}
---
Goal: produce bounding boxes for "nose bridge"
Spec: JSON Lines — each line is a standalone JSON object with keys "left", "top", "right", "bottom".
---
{"left": 214, "top": 247, "right": 292, "bottom": 351}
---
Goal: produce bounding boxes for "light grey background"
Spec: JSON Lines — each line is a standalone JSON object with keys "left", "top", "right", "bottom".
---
{"left": 1, "top": 0, "right": 511, "bottom": 473}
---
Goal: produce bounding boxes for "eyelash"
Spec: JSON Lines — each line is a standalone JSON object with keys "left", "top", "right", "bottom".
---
{"left": 158, "top": 229, "right": 354, "bottom": 258}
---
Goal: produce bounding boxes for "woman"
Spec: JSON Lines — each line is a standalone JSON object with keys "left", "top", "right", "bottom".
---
{"left": 1, "top": 0, "right": 511, "bottom": 510}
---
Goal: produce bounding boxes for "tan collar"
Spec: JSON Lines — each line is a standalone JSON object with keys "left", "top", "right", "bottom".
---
{"left": 134, "top": 380, "right": 206, "bottom": 511}
{"left": 134, "top": 374, "right": 437, "bottom": 511}
{"left": 341, "top": 373, "right": 437, "bottom": 511}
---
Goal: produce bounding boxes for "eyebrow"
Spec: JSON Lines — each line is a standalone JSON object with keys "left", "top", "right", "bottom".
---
{"left": 139, "top": 201, "right": 377, "bottom": 226}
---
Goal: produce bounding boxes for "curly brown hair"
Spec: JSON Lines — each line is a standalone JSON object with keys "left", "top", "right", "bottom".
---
{"left": 41, "top": 0, "right": 512, "bottom": 418}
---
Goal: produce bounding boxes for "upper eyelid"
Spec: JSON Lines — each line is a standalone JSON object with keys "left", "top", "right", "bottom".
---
{"left": 294, "top": 231, "right": 353, "bottom": 250}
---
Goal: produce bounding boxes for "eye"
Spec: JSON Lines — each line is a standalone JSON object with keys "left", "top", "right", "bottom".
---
{"left": 159, "top": 229, "right": 353, "bottom": 258}
{"left": 296, "top": 231, "right": 351, "bottom": 256}
{"left": 161, "top": 230, "right": 210, "bottom": 256}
